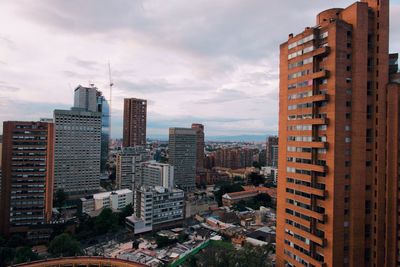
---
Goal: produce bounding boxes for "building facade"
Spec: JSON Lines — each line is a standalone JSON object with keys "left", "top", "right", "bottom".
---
{"left": 277, "top": 1, "right": 398, "bottom": 266}
{"left": 266, "top": 136, "right": 279, "bottom": 167}
{"left": 126, "top": 186, "right": 184, "bottom": 234}
{"left": 123, "top": 98, "right": 147, "bottom": 147}
{"left": 74, "top": 85, "right": 110, "bottom": 174}
{"left": 93, "top": 189, "right": 133, "bottom": 211}
{"left": 0, "top": 121, "right": 54, "bottom": 237}
{"left": 54, "top": 108, "right": 101, "bottom": 196}
{"left": 168, "top": 128, "right": 196, "bottom": 191}
{"left": 115, "top": 146, "right": 150, "bottom": 190}
{"left": 191, "top": 123, "right": 205, "bottom": 173}
{"left": 138, "top": 161, "right": 174, "bottom": 189}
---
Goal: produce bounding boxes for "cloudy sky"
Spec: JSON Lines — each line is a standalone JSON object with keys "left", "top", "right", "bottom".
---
{"left": 0, "top": 0, "right": 399, "bottom": 139}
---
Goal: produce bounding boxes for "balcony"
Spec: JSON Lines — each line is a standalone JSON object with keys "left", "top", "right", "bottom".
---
{"left": 286, "top": 183, "right": 327, "bottom": 198}
{"left": 288, "top": 93, "right": 329, "bottom": 105}
{"left": 287, "top": 117, "right": 328, "bottom": 125}
{"left": 287, "top": 162, "right": 326, "bottom": 173}
{"left": 311, "top": 69, "right": 329, "bottom": 80}
{"left": 311, "top": 46, "right": 330, "bottom": 57}
{"left": 287, "top": 141, "right": 328, "bottom": 148}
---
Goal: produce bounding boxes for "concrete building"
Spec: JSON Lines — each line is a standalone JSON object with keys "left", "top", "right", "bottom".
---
{"left": 0, "top": 121, "right": 54, "bottom": 237}
{"left": 54, "top": 108, "right": 101, "bottom": 196}
{"left": 74, "top": 85, "right": 110, "bottom": 174}
{"left": 138, "top": 161, "right": 174, "bottom": 189}
{"left": 74, "top": 85, "right": 98, "bottom": 112}
{"left": 168, "top": 128, "right": 197, "bottom": 191}
{"left": 126, "top": 186, "right": 184, "bottom": 234}
{"left": 93, "top": 189, "right": 133, "bottom": 211}
{"left": 277, "top": 1, "right": 400, "bottom": 266}
{"left": 115, "top": 146, "right": 150, "bottom": 190}
{"left": 123, "top": 98, "right": 147, "bottom": 147}
{"left": 191, "top": 123, "right": 205, "bottom": 173}
{"left": 266, "top": 136, "right": 278, "bottom": 167}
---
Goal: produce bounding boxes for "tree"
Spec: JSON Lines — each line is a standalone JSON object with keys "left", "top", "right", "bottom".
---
{"left": 155, "top": 235, "right": 176, "bottom": 248}
{"left": 54, "top": 189, "right": 67, "bottom": 208}
{"left": 48, "top": 233, "right": 83, "bottom": 257}
{"left": 94, "top": 208, "right": 119, "bottom": 234}
{"left": 7, "top": 234, "right": 26, "bottom": 248}
{"left": 14, "top": 247, "right": 40, "bottom": 264}
{"left": 214, "top": 182, "right": 244, "bottom": 206}
{"left": 248, "top": 172, "right": 266, "bottom": 186}
{"left": 118, "top": 204, "right": 133, "bottom": 225}
{"left": 252, "top": 161, "right": 262, "bottom": 169}
{"left": 0, "top": 247, "right": 16, "bottom": 267}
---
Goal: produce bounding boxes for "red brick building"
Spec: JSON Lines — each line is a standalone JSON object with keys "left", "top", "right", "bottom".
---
{"left": 0, "top": 121, "right": 54, "bottom": 237}
{"left": 277, "top": 0, "right": 400, "bottom": 266}
{"left": 123, "top": 98, "right": 147, "bottom": 147}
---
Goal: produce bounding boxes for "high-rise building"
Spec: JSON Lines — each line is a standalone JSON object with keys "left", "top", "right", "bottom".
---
{"left": 54, "top": 108, "right": 101, "bottom": 196}
{"left": 0, "top": 121, "right": 54, "bottom": 237}
{"left": 266, "top": 136, "right": 278, "bottom": 167}
{"left": 123, "top": 98, "right": 147, "bottom": 147}
{"left": 96, "top": 91, "right": 110, "bottom": 174}
{"left": 138, "top": 161, "right": 174, "bottom": 189}
{"left": 191, "top": 123, "right": 205, "bottom": 173}
{"left": 126, "top": 186, "right": 184, "bottom": 234}
{"left": 277, "top": 1, "right": 398, "bottom": 266}
{"left": 115, "top": 146, "right": 150, "bottom": 190}
{"left": 168, "top": 128, "right": 196, "bottom": 191}
{"left": 74, "top": 85, "right": 110, "bottom": 174}
{"left": 74, "top": 85, "right": 97, "bottom": 112}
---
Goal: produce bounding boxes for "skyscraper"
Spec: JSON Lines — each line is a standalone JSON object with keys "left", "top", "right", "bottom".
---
{"left": 74, "top": 85, "right": 97, "bottom": 112}
{"left": 277, "top": 1, "right": 397, "bottom": 266}
{"left": 96, "top": 91, "right": 110, "bottom": 174}
{"left": 123, "top": 98, "right": 147, "bottom": 147}
{"left": 74, "top": 85, "right": 110, "bottom": 173}
{"left": 54, "top": 108, "right": 101, "bottom": 196}
{"left": 0, "top": 121, "right": 54, "bottom": 237}
{"left": 191, "top": 123, "right": 205, "bottom": 173}
{"left": 168, "top": 128, "right": 196, "bottom": 191}
{"left": 266, "top": 136, "right": 278, "bottom": 167}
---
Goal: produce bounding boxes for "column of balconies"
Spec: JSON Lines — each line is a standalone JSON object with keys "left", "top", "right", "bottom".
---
{"left": 284, "top": 33, "right": 330, "bottom": 266}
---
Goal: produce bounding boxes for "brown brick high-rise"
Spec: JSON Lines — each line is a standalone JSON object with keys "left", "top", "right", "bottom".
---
{"left": 0, "top": 121, "right": 54, "bottom": 237}
{"left": 123, "top": 98, "right": 147, "bottom": 147}
{"left": 277, "top": 0, "right": 399, "bottom": 266}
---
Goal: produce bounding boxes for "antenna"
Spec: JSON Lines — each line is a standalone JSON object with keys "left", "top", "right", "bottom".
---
{"left": 108, "top": 62, "right": 114, "bottom": 143}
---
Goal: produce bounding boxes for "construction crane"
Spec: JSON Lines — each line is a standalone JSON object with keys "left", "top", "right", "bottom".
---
{"left": 108, "top": 62, "right": 114, "bottom": 145}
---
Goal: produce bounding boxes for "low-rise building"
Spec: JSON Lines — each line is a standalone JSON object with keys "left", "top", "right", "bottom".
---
{"left": 93, "top": 189, "right": 133, "bottom": 211}
{"left": 126, "top": 186, "right": 184, "bottom": 234}
{"left": 138, "top": 161, "right": 174, "bottom": 188}
{"left": 79, "top": 189, "right": 133, "bottom": 214}
{"left": 222, "top": 186, "right": 277, "bottom": 207}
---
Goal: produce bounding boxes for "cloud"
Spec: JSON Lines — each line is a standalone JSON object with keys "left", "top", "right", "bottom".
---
{"left": 0, "top": 0, "right": 399, "bottom": 139}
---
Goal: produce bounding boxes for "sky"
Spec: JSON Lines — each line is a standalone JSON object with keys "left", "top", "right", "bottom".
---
{"left": 0, "top": 0, "right": 399, "bottom": 139}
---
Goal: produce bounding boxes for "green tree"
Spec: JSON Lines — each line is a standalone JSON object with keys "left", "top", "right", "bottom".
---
{"left": 214, "top": 182, "right": 244, "bottom": 206}
{"left": 48, "top": 233, "right": 83, "bottom": 257}
{"left": 0, "top": 247, "right": 16, "bottom": 267}
{"left": 14, "top": 247, "right": 40, "bottom": 264}
{"left": 7, "top": 234, "right": 26, "bottom": 248}
{"left": 118, "top": 204, "right": 133, "bottom": 225}
{"left": 94, "top": 208, "right": 119, "bottom": 234}
{"left": 155, "top": 235, "right": 177, "bottom": 248}
{"left": 248, "top": 172, "right": 266, "bottom": 186}
{"left": 54, "top": 189, "right": 67, "bottom": 208}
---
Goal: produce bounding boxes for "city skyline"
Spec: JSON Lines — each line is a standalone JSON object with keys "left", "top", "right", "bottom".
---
{"left": 1, "top": 0, "right": 399, "bottom": 139}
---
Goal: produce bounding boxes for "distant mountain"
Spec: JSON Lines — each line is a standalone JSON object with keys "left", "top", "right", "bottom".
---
{"left": 206, "top": 134, "right": 273, "bottom": 142}
{"left": 148, "top": 133, "right": 278, "bottom": 143}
